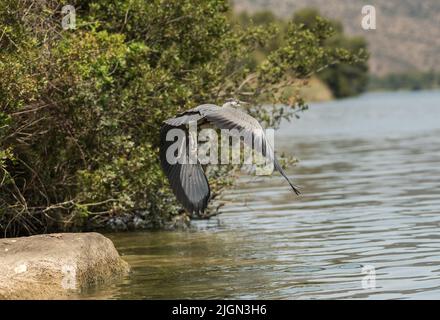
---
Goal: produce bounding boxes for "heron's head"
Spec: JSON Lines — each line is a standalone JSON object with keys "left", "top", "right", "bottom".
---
{"left": 222, "top": 98, "right": 241, "bottom": 108}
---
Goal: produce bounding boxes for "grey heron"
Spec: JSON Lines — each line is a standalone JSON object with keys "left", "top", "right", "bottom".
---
{"left": 160, "top": 100, "right": 300, "bottom": 215}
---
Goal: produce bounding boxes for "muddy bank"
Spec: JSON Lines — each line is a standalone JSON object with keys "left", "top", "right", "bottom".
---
{"left": 0, "top": 232, "right": 129, "bottom": 299}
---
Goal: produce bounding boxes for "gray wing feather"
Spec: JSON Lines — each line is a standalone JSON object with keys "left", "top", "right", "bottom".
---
{"left": 164, "top": 104, "right": 220, "bottom": 126}
{"left": 160, "top": 106, "right": 219, "bottom": 214}
{"left": 203, "top": 106, "right": 301, "bottom": 195}
{"left": 164, "top": 114, "right": 204, "bottom": 127}
{"left": 160, "top": 124, "right": 210, "bottom": 214}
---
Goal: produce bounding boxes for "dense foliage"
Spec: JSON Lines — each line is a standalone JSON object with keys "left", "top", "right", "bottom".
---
{"left": 236, "top": 8, "right": 369, "bottom": 98}
{"left": 0, "top": 0, "right": 364, "bottom": 236}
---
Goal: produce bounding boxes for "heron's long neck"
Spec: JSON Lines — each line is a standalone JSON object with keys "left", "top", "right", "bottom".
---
{"left": 222, "top": 102, "right": 235, "bottom": 108}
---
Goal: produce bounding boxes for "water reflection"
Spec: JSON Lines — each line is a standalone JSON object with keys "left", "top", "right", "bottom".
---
{"left": 83, "top": 91, "right": 440, "bottom": 299}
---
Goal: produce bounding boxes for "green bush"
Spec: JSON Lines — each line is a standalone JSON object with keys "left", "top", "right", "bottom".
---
{"left": 236, "top": 8, "right": 369, "bottom": 99}
{"left": 0, "top": 0, "right": 363, "bottom": 236}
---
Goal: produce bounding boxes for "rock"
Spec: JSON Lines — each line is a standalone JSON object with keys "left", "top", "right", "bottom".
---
{"left": 0, "top": 232, "right": 129, "bottom": 299}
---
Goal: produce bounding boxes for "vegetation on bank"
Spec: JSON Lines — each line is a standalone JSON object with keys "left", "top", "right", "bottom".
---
{"left": 0, "top": 0, "right": 366, "bottom": 236}
{"left": 369, "top": 71, "right": 440, "bottom": 91}
{"left": 299, "top": 77, "right": 333, "bottom": 102}
{"left": 235, "top": 8, "right": 369, "bottom": 98}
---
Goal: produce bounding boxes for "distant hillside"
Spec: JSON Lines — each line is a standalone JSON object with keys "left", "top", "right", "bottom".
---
{"left": 233, "top": 0, "right": 440, "bottom": 76}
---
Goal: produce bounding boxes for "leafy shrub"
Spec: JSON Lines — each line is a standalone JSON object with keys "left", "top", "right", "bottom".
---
{"left": 0, "top": 0, "right": 363, "bottom": 236}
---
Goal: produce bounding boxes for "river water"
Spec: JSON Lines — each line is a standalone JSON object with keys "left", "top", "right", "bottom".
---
{"left": 85, "top": 90, "right": 440, "bottom": 299}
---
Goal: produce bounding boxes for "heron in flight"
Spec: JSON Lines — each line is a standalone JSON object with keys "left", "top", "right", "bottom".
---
{"left": 160, "top": 99, "right": 300, "bottom": 215}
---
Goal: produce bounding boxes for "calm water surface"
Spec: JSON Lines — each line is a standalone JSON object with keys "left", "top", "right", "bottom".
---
{"left": 85, "top": 91, "right": 440, "bottom": 299}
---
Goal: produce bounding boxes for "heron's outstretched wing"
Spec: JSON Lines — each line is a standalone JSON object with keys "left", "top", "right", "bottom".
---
{"left": 160, "top": 105, "right": 220, "bottom": 214}
{"left": 160, "top": 103, "right": 300, "bottom": 214}
{"left": 202, "top": 106, "right": 301, "bottom": 195}
{"left": 164, "top": 104, "right": 220, "bottom": 126}
{"left": 160, "top": 123, "right": 210, "bottom": 214}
